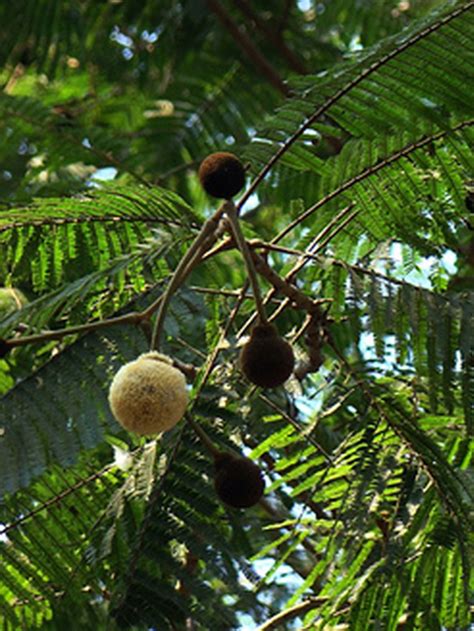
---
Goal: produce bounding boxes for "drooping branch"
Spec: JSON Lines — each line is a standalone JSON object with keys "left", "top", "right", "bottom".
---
{"left": 237, "top": 3, "right": 474, "bottom": 209}
{"left": 275, "top": 120, "right": 473, "bottom": 242}
{"left": 257, "top": 597, "right": 326, "bottom": 631}
{"left": 184, "top": 414, "right": 220, "bottom": 457}
{"left": 150, "top": 204, "right": 227, "bottom": 349}
{"left": 206, "top": 0, "right": 290, "bottom": 96}
{"left": 230, "top": 0, "right": 307, "bottom": 74}
{"left": 224, "top": 200, "right": 268, "bottom": 324}
{"left": 250, "top": 249, "right": 330, "bottom": 314}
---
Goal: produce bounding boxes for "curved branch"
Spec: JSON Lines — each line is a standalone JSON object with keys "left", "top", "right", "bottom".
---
{"left": 237, "top": 2, "right": 474, "bottom": 210}
{"left": 150, "top": 205, "right": 226, "bottom": 349}
{"left": 230, "top": 0, "right": 307, "bottom": 74}
{"left": 206, "top": 0, "right": 290, "bottom": 96}
{"left": 275, "top": 119, "right": 473, "bottom": 241}
{"left": 257, "top": 597, "right": 326, "bottom": 631}
{"left": 225, "top": 200, "right": 268, "bottom": 324}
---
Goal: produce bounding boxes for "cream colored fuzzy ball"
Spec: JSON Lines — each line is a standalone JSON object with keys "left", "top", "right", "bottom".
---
{"left": 108, "top": 352, "right": 188, "bottom": 436}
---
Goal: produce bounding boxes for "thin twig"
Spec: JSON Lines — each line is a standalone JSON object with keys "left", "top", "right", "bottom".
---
{"left": 4, "top": 312, "right": 142, "bottom": 349}
{"left": 256, "top": 207, "right": 358, "bottom": 325}
{"left": 258, "top": 393, "right": 333, "bottom": 464}
{"left": 235, "top": 203, "right": 356, "bottom": 337}
{"left": 154, "top": 159, "right": 200, "bottom": 186}
{"left": 236, "top": 3, "right": 474, "bottom": 210}
{"left": 251, "top": 249, "right": 330, "bottom": 314}
{"left": 257, "top": 597, "right": 326, "bottom": 631}
{"left": 190, "top": 285, "right": 282, "bottom": 303}
{"left": 230, "top": 0, "right": 307, "bottom": 74}
{"left": 150, "top": 205, "right": 226, "bottom": 349}
{"left": 225, "top": 201, "right": 268, "bottom": 324}
{"left": 185, "top": 413, "right": 220, "bottom": 457}
{"left": 189, "top": 283, "right": 248, "bottom": 400}
{"left": 0, "top": 462, "right": 114, "bottom": 536}
{"left": 274, "top": 121, "right": 472, "bottom": 242}
{"left": 206, "top": 0, "right": 290, "bottom": 96}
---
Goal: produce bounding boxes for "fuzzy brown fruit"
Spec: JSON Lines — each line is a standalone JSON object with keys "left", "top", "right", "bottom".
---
{"left": 108, "top": 351, "right": 188, "bottom": 436}
{"left": 239, "top": 323, "right": 295, "bottom": 388}
{"left": 198, "top": 152, "right": 245, "bottom": 199}
{"left": 214, "top": 453, "right": 265, "bottom": 509}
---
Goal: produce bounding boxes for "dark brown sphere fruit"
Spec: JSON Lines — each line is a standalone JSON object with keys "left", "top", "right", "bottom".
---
{"left": 214, "top": 453, "right": 265, "bottom": 509}
{"left": 240, "top": 323, "right": 295, "bottom": 388}
{"left": 198, "top": 152, "right": 246, "bottom": 199}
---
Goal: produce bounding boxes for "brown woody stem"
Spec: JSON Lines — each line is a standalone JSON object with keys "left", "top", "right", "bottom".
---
{"left": 185, "top": 413, "right": 220, "bottom": 457}
{"left": 151, "top": 206, "right": 226, "bottom": 350}
{"left": 224, "top": 201, "right": 268, "bottom": 325}
{"left": 250, "top": 249, "right": 329, "bottom": 314}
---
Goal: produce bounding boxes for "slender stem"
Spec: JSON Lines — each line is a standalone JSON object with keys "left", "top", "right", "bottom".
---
{"left": 190, "top": 285, "right": 276, "bottom": 301}
{"left": 184, "top": 414, "right": 220, "bottom": 457}
{"left": 224, "top": 201, "right": 268, "bottom": 325}
{"left": 236, "top": 7, "right": 473, "bottom": 211}
{"left": 251, "top": 249, "right": 330, "bottom": 314}
{"left": 142, "top": 247, "right": 197, "bottom": 321}
{"left": 190, "top": 279, "right": 248, "bottom": 398}
{"left": 151, "top": 206, "right": 226, "bottom": 350}
{"left": 257, "top": 598, "right": 326, "bottom": 631}
{"left": 235, "top": 203, "right": 357, "bottom": 336}
{"left": 4, "top": 213, "right": 223, "bottom": 352}
{"left": 4, "top": 311, "right": 142, "bottom": 349}
{"left": 258, "top": 393, "right": 333, "bottom": 463}
{"left": 230, "top": 0, "right": 307, "bottom": 74}
{"left": 206, "top": 0, "right": 290, "bottom": 96}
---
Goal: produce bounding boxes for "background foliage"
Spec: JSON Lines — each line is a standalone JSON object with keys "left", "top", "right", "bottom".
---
{"left": 0, "top": 1, "right": 473, "bottom": 629}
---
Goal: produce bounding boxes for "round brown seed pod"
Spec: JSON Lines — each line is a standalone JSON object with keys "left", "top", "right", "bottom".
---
{"left": 108, "top": 351, "right": 188, "bottom": 436}
{"left": 198, "top": 152, "right": 245, "bottom": 199}
{"left": 239, "top": 323, "right": 295, "bottom": 388}
{"left": 214, "top": 452, "right": 265, "bottom": 509}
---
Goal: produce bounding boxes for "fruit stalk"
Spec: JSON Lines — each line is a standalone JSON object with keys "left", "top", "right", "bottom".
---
{"left": 224, "top": 200, "right": 268, "bottom": 325}
{"left": 151, "top": 206, "right": 226, "bottom": 350}
{"left": 185, "top": 413, "right": 220, "bottom": 457}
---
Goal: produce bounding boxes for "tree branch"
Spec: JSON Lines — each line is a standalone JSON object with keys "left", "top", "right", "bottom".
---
{"left": 225, "top": 200, "right": 268, "bottom": 324}
{"left": 274, "top": 121, "right": 472, "bottom": 242}
{"left": 230, "top": 0, "right": 307, "bottom": 74}
{"left": 150, "top": 204, "right": 226, "bottom": 349}
{"left": 206, "top": 0, "right": 290, "bottom": 96}
{"left": 236, "top": 3, "right": 474, "bottom": 210}
{"left": 257, "top": 597, "right": 326, "bottom": 631}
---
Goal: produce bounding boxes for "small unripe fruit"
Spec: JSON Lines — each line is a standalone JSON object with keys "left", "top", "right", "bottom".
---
{"left": 108, "top": 352, "right": 188, "bottom": 436}
{"left": 214, "top": 453, "right": 265, "bottom": 508}
{"left": 198, "top": 152, "right": 245, "bottom": 199}
{"left": 239, "top": 323, "right": 295, "bottom": 388}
